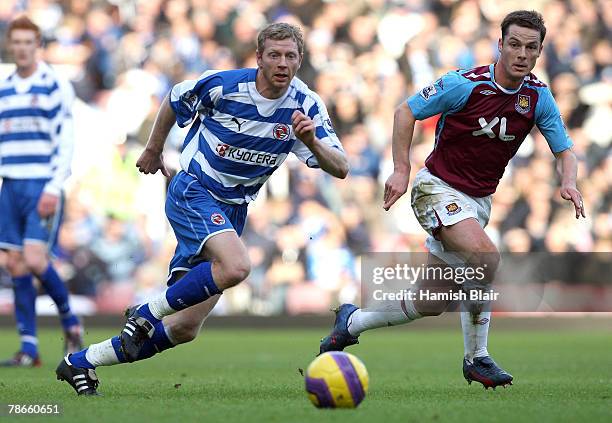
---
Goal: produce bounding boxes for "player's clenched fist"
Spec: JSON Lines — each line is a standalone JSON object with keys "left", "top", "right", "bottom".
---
{"left": 292, "top": 110, "right": 315, "bottom": 146}
{"left": 136, "top": 148, "right": 170, "bottom": 177}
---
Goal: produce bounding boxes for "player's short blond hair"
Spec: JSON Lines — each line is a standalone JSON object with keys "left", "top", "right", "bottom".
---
{"left": 257, "top": 23, "right": 304, "bottom": 56}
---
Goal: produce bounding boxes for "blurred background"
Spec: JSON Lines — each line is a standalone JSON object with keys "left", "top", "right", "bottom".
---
{"left": 0, "top": 0, "right": 609, "bottom": 317}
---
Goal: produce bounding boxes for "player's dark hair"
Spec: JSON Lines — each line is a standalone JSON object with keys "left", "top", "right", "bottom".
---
{"left": 257, "top": 22, "right": 304, "bottom": 56}
{"left": 7, "top": 15, "right": 41, "bottom": 41}
{"left": 501, "top": 10, "right": 546, "bottom": 44}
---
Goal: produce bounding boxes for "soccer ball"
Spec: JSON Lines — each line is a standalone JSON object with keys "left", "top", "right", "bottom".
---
{"left": 305, "top": 351, "right": 369, "bottom": 408}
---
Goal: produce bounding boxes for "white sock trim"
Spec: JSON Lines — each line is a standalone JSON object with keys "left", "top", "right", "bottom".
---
{"left": 347, "top": 298, "right": 421, "bottom": 337}
{"left": 148, "top": 292, "right": 176, "bottom": 320}
{"left": 21, "top": 335, "right": 38, "bottom": 345}
{"left": 85, "top": 339, "right": 120, "bottom": 367}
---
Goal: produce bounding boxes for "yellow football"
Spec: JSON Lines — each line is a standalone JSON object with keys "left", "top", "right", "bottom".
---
{"left": 305, "top": 351, "right": 369, "bottom": 408}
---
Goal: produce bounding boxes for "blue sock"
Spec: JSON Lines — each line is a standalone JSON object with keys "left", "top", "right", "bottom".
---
{"left": 110, "top": 336, "right": 127, "bottom": 363}
{"left": 137, "top": 262, "right": 220, "bottom": 324}
{"left": 112, "top": 321, "right": 175, "bottom": 362}
{"left": 136, "top": 321, "right": 175, "bottom": 360}
{"left": 164, "top": 261, "right": 220, "bottom": 310}
{"left": 38, "top": 264, "right": 79, "bottom": 329}
{"left": 13, "top": 275, "right": 38, "bottom": 358}
{"left": 65, "top": 337, "right": 126, "bottom": 369}
{"left": 69, "top": 321, "right": 175, "bottom": 369}
{"left": 135, "top": 304, "right": 161, "bottom": 325}
{"left": 67, "top": 348, "right": 96, "bottom": 369}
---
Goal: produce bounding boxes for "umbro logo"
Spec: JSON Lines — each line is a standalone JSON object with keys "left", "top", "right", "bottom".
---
{"left": 231, "top": 117, "right": 244, "bottom": 131}
{"left": 479, "top": 90, "right": 496, "bottom": 96}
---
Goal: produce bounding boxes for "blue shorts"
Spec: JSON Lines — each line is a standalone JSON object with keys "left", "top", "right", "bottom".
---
{"left": 166, "top": 171, "right": 248, "bottom": 283}
{"left": 0, "top": 178, "right": 64, "bottom": 253}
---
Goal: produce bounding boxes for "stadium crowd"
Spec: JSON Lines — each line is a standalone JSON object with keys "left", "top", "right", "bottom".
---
{"left": 0, "top": 0, "right": 610, "bottom": 315}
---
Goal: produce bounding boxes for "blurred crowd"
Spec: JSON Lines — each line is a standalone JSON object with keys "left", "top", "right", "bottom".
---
{"left": 0, "top": 0, "right": 610, "bottom": 315}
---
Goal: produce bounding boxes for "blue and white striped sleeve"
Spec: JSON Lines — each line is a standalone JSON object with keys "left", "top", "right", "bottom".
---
{"left": 534, "top": 87, "right": 573, "bottom": 153}
{"left": 291, "top": 92, "right": 344, "bottom": 168}
{"left": 45, "top": 74, "right": 75, "bottom": 195}
{"left": 170, "top": 70, "right": 223, "bottom": 128}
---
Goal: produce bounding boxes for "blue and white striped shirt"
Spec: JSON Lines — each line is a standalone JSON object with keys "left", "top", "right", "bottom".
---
{"left": 170, "top": 68, "right": 343, "bottom": 204}
{"left": 0, "top": 62, "right": 75, "bottom": 195}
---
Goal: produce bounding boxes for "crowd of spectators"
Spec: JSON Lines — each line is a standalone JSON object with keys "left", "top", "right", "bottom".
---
{"left": 0, "top": 0, "right": 610, "bottom": 315}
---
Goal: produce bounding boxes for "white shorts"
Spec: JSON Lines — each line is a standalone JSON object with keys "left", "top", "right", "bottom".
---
{"left": 410, "top": 168, "right": 492, "bottom": 264}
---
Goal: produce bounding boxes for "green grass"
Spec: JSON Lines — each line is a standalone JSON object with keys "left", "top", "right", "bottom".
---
{"left": 0, "top": 326, "right": 610, "bottom": 422}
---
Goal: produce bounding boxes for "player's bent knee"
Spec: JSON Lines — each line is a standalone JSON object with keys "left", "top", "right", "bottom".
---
{"left": 22, "top": 248, "right": 48, "bottom": 275}
{"left": 478, "top": 249, "right": 501, "bottom": 276}
{"left": 169, "top": 321, "right": 200, "bottom": 344}
{"left": 222, "top": 261, "right": 251, "bottom": 288}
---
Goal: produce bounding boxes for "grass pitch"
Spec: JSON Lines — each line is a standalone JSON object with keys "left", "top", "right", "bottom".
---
{"left": 0, "top": 325, "right": 610, "bottom": 423}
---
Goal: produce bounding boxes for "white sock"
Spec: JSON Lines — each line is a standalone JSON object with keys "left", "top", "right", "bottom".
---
{"left": 460, "top": 311, "right": 476, "bottom": 362}
{"left": 85, "top": 339, "right": 119, "bottom": 367}
{"left": 147, "top": 292, "right": 176, "bottom": 320}
{"left": 460, "top": 278, "right": 492, "bottom": 361}
{"left": 461, "top": 310, "right": 491, "bottom": 361}
{"left": 473, "top": 311, "right": 491, "bottom": 358}
{"left": 347, "top": 298, "right": 421, "bottom": 337}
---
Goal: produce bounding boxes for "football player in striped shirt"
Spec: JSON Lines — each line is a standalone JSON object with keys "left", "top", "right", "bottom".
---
{"left": 57, "top": 22, "right": 348, "bottom": 395}
{"left": 0, "top": 16, "right": 83, "bottom": 367}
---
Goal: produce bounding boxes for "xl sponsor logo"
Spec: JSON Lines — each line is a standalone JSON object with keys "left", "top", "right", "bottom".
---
{"left": 472, "top": 117, "right": 515, "bottom": 142}
{"left": 215, "top": 143, "right": 279, "bottom": 166}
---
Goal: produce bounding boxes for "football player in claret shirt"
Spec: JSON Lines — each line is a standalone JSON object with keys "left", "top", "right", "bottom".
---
{"left": 320, "top": 10, "right": 585, "bottom": 389}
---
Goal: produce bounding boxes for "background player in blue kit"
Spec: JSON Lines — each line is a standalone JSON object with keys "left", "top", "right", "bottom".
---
{"left": 320, "top": 10, "right": 585, "bottom": 389}
{"left": 56, "top": 22, "right": 348, "bottom": 396}
{"left": 0, "top": 16, "right": 83, "bottom": 367}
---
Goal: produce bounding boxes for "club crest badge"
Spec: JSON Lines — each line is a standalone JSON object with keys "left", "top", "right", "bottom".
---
{"left": 445, "top": 203, "right": 462, "bottom": 216}
{"left": 273, "top": 123, "right": 290, "bottom": 141}
{"left": 515, "top": 94, "right": 531, "bottom": 114}
{"left": 211, "top": 213, "right": 226, "bottom": 225}
{"left": 216, "top": 143, "right": 230, "bottom": 157}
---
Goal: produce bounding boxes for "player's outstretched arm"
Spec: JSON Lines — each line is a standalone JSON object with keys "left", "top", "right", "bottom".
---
{"left": 136, "top": 92, "right": 175, "bottom": 177}
{"left": 383, "top": 102, "right": 416, "bottom": 211}
{"left": 554, "top": 147, "right": 585, "bottom": 219}
{"left": 291, "top": 110, "right": 349, "bottom": 179}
